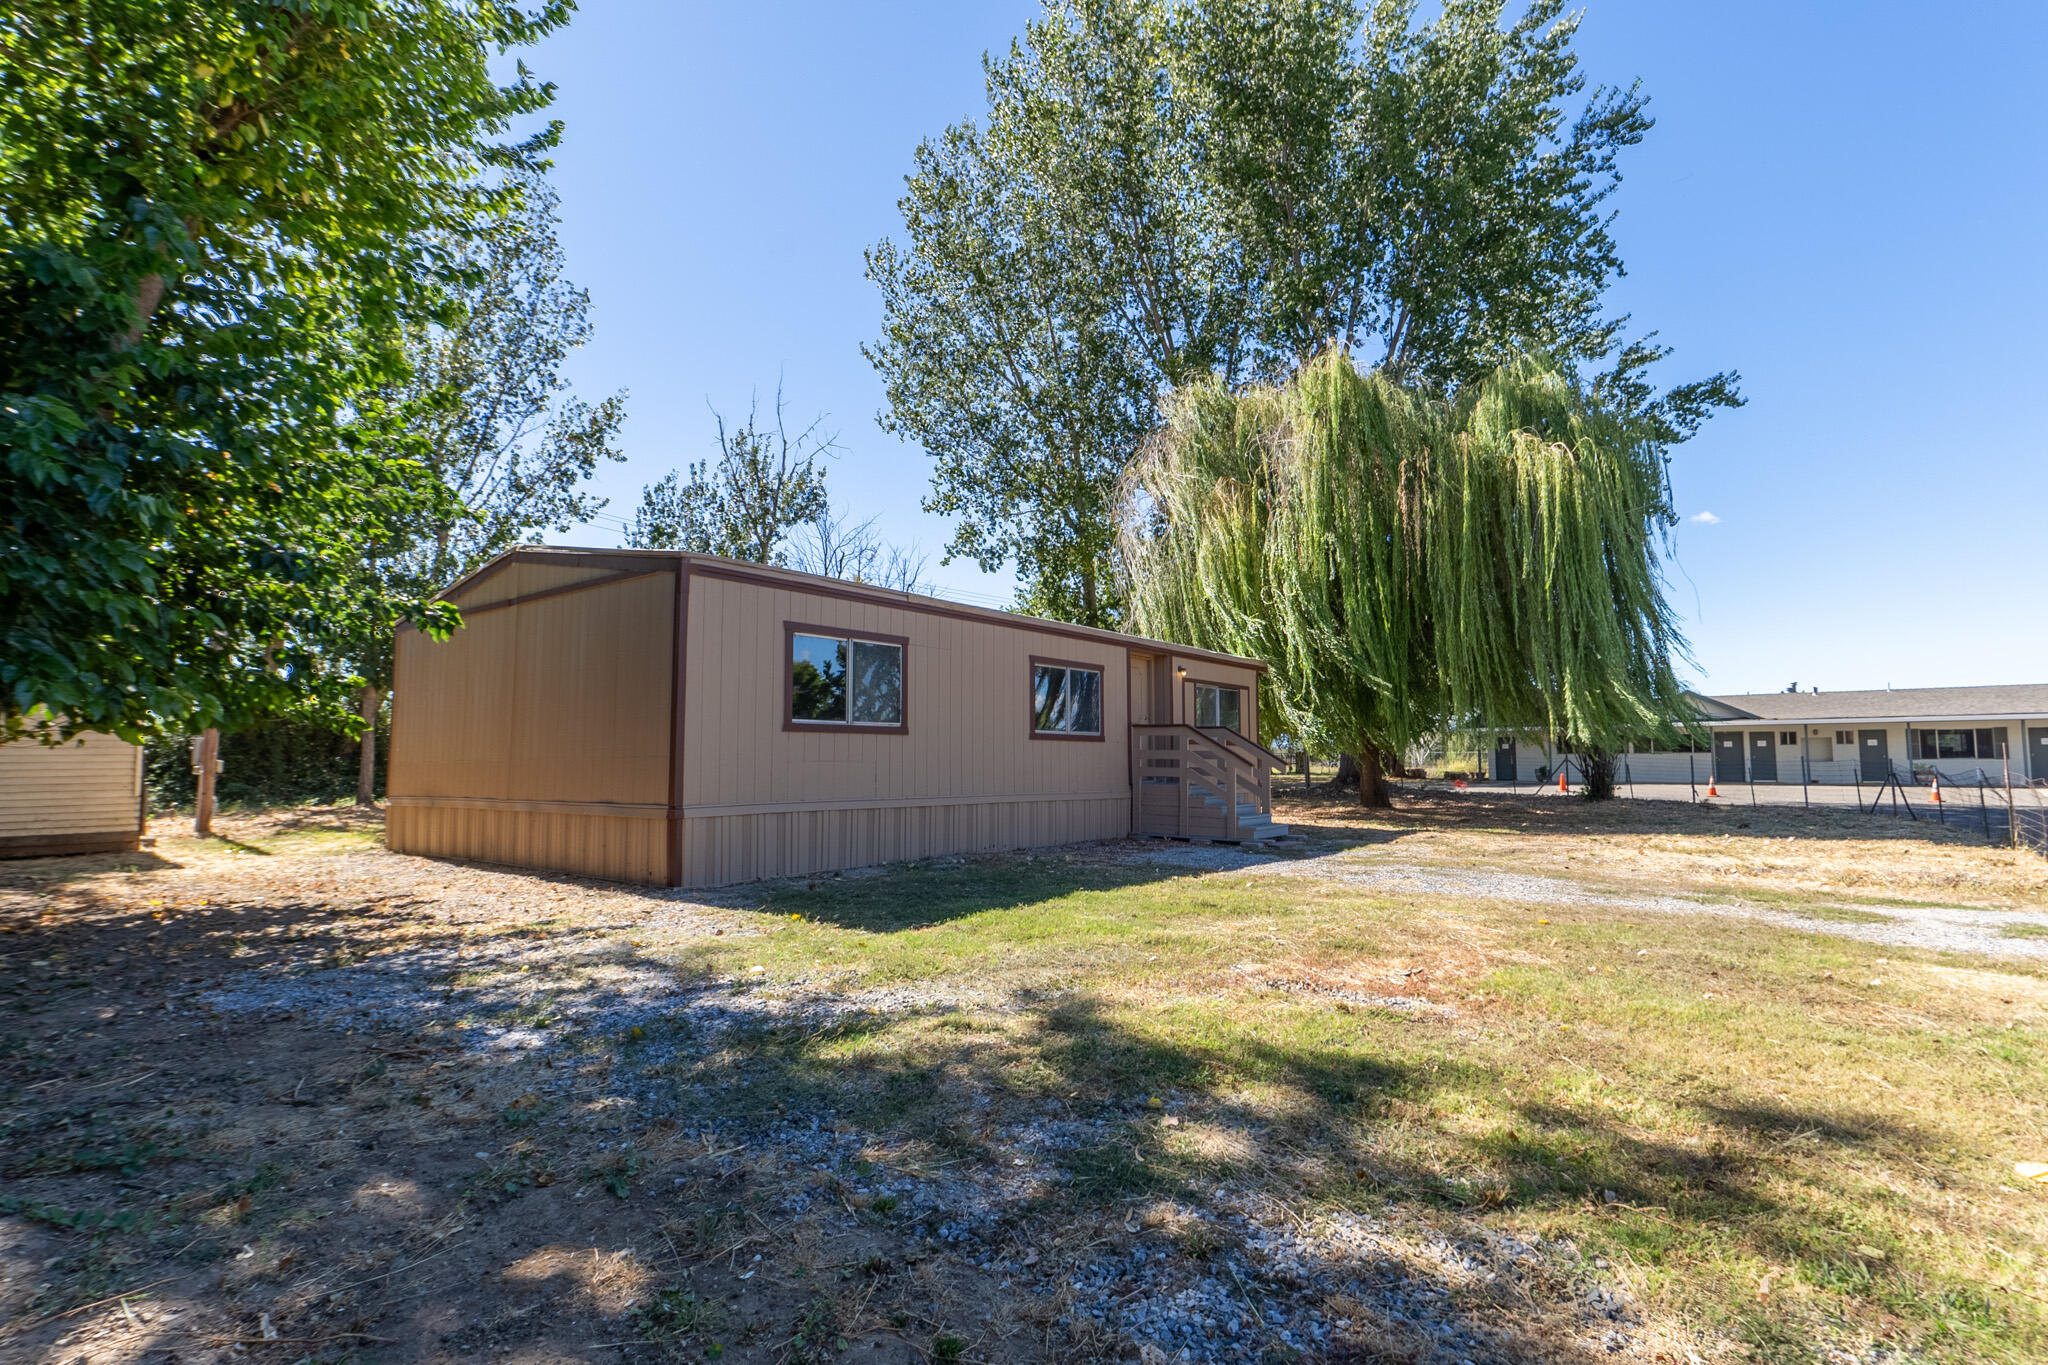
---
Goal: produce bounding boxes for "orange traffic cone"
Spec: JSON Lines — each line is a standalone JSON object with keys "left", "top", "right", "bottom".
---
{"left": 1706, "top": 775, "right": 1719, "bottom": 798}
{"left": 1557, "top": 768, "right": 1568, "bottom": 794}
{"left": 1931, "top": 775, "right": 1942, "bottom": 804}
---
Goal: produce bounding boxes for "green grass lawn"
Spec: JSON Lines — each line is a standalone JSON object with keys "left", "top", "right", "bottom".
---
{"left": 627, "top": 850, "right": 2048, "bottom": 1363}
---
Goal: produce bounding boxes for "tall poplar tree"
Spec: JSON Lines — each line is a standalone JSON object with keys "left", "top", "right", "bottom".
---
{"left": 869, "top": 0, "right": 1737, "bottom": 628}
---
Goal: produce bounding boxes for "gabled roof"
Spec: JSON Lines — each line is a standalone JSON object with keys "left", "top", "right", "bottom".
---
{"left": 1697, "top": 684, "right": 2048, "bottom": 724}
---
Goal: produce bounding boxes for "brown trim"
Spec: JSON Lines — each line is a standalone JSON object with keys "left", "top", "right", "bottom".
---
{"left": 0, "top": 831, "right": 143, "bottom": 859}
{"left": 667, "top": 563, "right": 690, "bottom": 886}
{"left": 1028, "top": 655, "right": 1108, "bottom": 742}
{"left": 457, "top": 568, "right": 661, "bottom": 618}
{"left": 436, "top": 546, "right": 681, "bottom": 605}
{"left": 389, "top": 794, "right": 668, "bottom": 819}
{"left": 781, "top": 621, "right": 911, "bottom": 736}
{"left": 422, "top": 546, "right": 1266, "bottom": 670}
{"left": 687, "top": 556, "right": 1267, "bottom": 673}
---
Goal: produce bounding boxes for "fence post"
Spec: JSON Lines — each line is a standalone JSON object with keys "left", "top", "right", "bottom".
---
{"left": 1689, "top": 750, "right": 1697, "bottom": 803}
{"left": 1979, "top": 779, "right": 1992, "bottom": 840}
{"left": 2006, "top": 743, "right": 2018, "bottom": 851}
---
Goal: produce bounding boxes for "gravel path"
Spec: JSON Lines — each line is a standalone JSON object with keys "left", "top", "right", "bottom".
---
{"left": 1125, "top": 841, "right": 2048, "bottom": 960}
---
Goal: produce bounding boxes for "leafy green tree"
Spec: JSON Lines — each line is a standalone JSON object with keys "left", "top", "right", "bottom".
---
{"left": 1121, "top": 349, "right": 1698, "bottom": 805}
{"left": 627, "top": 390, "right": 832, "bottom": 564}
{"left": 346, "top": 167, "right": 625, "bottom": 802}
{"left": 869, "top": 0, "right": 1738, "bottom": 628}
{"left": 0, "top": 0, "right": 567, "bottom": 744}
{"left": 382, "top": 167, "right": 627, "bottom": 591}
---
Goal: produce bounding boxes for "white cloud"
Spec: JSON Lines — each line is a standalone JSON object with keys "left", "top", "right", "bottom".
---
{"left": 1689, "top": 510, "right": 1721, "bottom": 524}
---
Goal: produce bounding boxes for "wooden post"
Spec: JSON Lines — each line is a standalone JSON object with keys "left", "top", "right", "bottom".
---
{"left": 193, "top": 728, "right": 220, "bottom": 836}
{"left": 355, "top": 686, "right": 380, "bottom": 807}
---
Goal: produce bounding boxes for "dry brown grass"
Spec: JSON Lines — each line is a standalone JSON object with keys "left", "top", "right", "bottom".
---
{"left": 1275, "top": 784, "right": 2048, "bottom": 907}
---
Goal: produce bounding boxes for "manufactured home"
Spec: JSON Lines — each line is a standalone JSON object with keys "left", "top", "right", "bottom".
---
{"left": 0, "top": 729, "right": 147, "bottom": 858}
{"left": 387, "top": 547, "right": 1284, "bottom": 887}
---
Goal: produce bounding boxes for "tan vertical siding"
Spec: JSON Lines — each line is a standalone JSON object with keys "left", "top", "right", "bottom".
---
{"left": 0, "top": 732, "right": 143, "bottom": 856}
{"left": 387, "top": 569, "right": 676, "bottom": 881}
{"left": 676, "top": 574, "right": 1135, "bottom": 886}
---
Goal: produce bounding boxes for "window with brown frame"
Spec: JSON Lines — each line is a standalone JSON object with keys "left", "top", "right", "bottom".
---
{"left": 786, "top": 625, "right": 906, "bottom": 732}
{"left": 1193, "top": 683, "right": 1243, "bottom": 733}
{"left": 1031, "top": 660, "right": 1103, "bottom": 738}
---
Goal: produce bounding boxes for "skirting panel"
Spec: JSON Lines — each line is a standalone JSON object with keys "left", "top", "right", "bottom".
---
{"left": 0, "top": 831, "right": 141, "bottom": 859}
{"left": 679, "top": 795, "right": 1132, "bottom": 889}
{"left": 388, "top": 803, "right": 668, "bottom": 884}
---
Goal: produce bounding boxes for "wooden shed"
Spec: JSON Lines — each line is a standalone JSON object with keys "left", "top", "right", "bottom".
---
{"left": 387, "top": 547, "right": 1284, "bottom": 887}
{"left": 0, "top": 729, "right": 147, "bottom": 858}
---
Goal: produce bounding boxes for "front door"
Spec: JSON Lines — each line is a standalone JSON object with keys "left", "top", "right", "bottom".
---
{"left": 2030, "top": 727, "right": 2048, "bottom": 782}
{"left": 1748, "top": 731, "right": 1778, "bottom": 782}
{"left": 1714, "top": 733, "right": 1745, "bottom": 783}
{"left": 1493, "top": 735, "right": 1516, "bottom": 782}
{"left": 1859, "top": 729, "right": 1890, "bottom": 782}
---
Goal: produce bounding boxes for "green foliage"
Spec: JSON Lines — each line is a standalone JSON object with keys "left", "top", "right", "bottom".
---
{"left": 374, "top": 165, "right": 628, "bottom": 600}
{"left": 0, "top": 0, "right": 569, "bottom": 743}
{"left": 869, "top": 0, "right": 1737, "bottom": 627}
{"left": 1121, "top": 349, "right": 1699, "bottom": 775}
{"left": 627, "top": 388, "right": 832, "bottom": 563}
{"left": 145, "top": 704, "right": 389, "bottom": 808}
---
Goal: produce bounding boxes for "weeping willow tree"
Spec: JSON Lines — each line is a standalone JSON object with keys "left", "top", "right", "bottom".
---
{"left": 1121, "top": 349, "right": 1695, "bottom": 805}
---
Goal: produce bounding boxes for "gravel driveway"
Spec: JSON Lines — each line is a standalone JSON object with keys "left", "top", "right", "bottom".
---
{"left": 1125, "top": 841, "right": 2048, "bottom": 960}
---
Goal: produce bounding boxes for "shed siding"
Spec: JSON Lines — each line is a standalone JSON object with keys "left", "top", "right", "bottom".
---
{"left": 387, "top": 569, "right": 676, "bottom": 881}
{"left": 677, "top": 573, "right": 1133, "bottom": 886}
{"left": 0, "top": 732, "right": 144, "bottom": 856}
{"left": 448, "top": 557, "right": 623, "bottom": 608}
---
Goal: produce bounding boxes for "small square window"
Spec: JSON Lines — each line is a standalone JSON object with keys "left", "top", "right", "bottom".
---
{"left": 1835, "top": 730, "right": 1853, "bottom": 746}
{"left": 1780, "top": 731, "right": 1797, "bottom": 746}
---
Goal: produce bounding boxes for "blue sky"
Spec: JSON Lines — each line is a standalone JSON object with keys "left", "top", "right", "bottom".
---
{"left": 525, "top": 1, "right": 2047, "bottom": 694}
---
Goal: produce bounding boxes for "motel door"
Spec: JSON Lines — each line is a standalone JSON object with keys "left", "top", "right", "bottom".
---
{"left": 1493, "top": 735, "right": 1516, "bottom": 782}
{"left": 1748, "top": 732, "right": 1778, "bottom": 783}
{"left": 1713, "top": 734, "right": 1745, "bottom": 784}
{"left": 2031, "top": 727, "right": 2048, "bottom": 782}
{"left": 1858, "top": 730, "right": 1890, "bottom": 782}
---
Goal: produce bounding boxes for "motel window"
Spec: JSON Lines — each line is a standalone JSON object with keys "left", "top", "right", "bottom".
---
{"left": 1193, "top": 683, "right": 1243, "bottom": 733}
{"left": 1032, "top": 661, "right": 1103, "bottom": 737}
{"left": 1835, "top": 730, "right": 1854, "bottom": 747}
{"left": 1780, "top": 731, "right": 1798, "bottom": 747}
{"left": 789, "top": 630, "right": 904, "bottom": 728}
{"left": 1914, "top": 727, "right": 2007, "bottom": 761}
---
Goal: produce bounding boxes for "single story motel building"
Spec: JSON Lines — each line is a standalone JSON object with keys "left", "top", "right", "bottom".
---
{"left": 1691, "top": 685, "right": 2048, "bottom": 787}
{"left": 1487, "top": 684, "right": 2048, "bottom": 787}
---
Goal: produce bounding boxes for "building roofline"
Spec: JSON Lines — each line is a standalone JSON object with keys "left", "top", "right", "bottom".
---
{"left": 432, "top": 545, "right": 1270, "bottom": 673}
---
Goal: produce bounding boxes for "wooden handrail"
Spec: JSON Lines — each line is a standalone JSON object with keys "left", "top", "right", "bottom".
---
{"left": 1130, "top": 725, "right": 1274, "bottom": 840}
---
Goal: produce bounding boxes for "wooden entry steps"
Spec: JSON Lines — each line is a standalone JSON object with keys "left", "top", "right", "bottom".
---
{"left": 1131, "top": 724, "right": 1289, "bottom": 842}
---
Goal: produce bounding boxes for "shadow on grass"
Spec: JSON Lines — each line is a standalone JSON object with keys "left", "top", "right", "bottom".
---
{"left": 0, "top": 843, "right": 2028, "bottom": 1365}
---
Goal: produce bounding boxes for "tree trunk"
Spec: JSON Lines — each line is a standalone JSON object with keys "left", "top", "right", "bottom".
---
{"left": 1334, "top": 752, "right": 1360, "bottom": 788}
{"left": 1355, "top": 746, "right": 1392, "bottom": 808}
{"left": 356, "top": 686, "right": 380, "bottom": 807}
{"left": 193, "top": 728, "right": 219, "bottom": 836}
{"left": 1081, "top": 564, "right": 1099, "bottom": 627}
{"left": 1582, "top": 751, "right": 1617, "bottom": 801}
